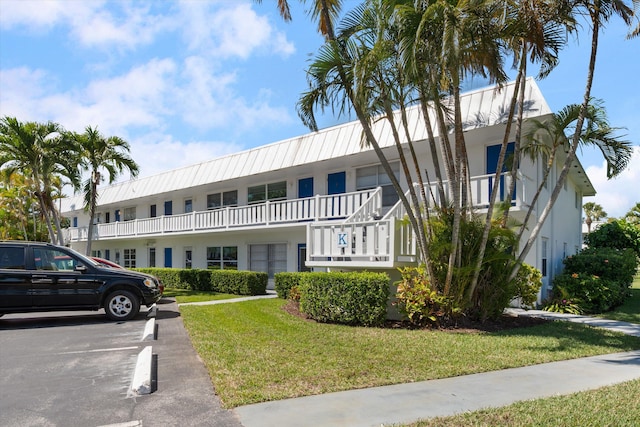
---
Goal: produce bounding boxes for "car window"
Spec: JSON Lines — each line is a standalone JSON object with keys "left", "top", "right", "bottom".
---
{"left": 0, "top": 247, "right": 25, "bottom": 269}
{"left": 33, "top": 248, "right": 83, "bottom": 272}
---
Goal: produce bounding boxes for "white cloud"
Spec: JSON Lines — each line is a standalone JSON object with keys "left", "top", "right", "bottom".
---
{"left": 585, "top": 146, "right": 640, "bottom": 218}
{"left": 128, "top": 133, "right": 243, "bottom": 179}
{"left": 178, "top": 1, "right": 294, "bottom": 58}
{"left": 0, "top": 0, "right": 69, "bottom": 30}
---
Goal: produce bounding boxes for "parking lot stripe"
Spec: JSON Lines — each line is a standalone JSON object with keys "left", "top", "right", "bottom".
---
{"left": 57, "top": 346, "right": 139, "bottom": 355}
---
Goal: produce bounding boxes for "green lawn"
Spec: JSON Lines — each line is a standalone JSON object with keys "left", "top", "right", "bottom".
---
{"left": 401, "top": 379, "right": 640, "bottom": 427}
{"left": 180, "top": 298, "right": 640, "bottom": 408}
{"left": 162, "top": 288, "right": 239, "bottom": 304}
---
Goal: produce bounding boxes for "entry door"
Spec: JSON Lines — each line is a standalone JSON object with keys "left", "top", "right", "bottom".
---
{"left": 486, "top": 142, "right": 515, "bottom": 202}
{"left": 249, "top": 244, "right": 287, "bottom": 279}
{"left": 298, "top": 177, "right": 314, "bottom": 198}
{"left": 164, "top": 201, "right": 173, "bottom": 216}
{"left": 327, "top": 171, "right": 346, "bottom": 195}
{"left": 164, "top": 248, "right": 172, "bottom": 268}
{"left": 327, "top": 171, "right": 346, "bottom": 217}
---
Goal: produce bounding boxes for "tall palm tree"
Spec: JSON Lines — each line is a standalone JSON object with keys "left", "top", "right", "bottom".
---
{"left": 509, "top": 0, "right": 639, "bottom": 282}
{"left": 583, "top": 202, "right": 607, "bottom": 232}
{"left": 70, "top": 126, "right": 139, "bottom": 255}
{"left": 0, "top": 117, "right": 69, "bottom": 244}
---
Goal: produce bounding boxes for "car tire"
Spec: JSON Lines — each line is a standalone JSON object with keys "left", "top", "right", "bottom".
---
{"left": 104, "top": 290, "right": 140, "bottom": 321}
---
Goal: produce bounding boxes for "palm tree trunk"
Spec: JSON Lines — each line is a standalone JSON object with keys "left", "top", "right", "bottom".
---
{"left": 466, "top": 66, "right": 525, "bottom": 303}
{"left": 510, "top": 16, "right": 601, "bottom": 282}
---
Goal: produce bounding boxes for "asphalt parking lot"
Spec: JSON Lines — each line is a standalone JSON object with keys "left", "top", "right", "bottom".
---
{"left": 0, "top": 299, "right": 241, "bottom": 427}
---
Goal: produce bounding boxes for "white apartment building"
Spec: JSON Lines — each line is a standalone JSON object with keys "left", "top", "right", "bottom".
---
{"left": 60, "top": 79, "right": 594, "bottom": 298}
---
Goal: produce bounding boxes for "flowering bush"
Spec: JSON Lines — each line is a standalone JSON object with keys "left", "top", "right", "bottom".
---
{"left": 394, "top": 266, "right": 459, "bottom": 326}
{"left": 550, "top": 272, "right": 621, "bottom": 314}
{"left": 563, "top": 247, "right": 637, "bottom": 286}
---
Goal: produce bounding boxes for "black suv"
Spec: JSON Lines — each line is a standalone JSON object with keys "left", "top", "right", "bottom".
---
{"left": 0, "top": 241, "right": 163, "bottom": 321}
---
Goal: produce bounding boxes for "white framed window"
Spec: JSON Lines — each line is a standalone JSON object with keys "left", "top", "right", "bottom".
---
{"left": 123, "top": 207, "right": 136, "bottom": 221}
{"left": 248, "top": 181, "right": 286, "bottom": 204}
{"left": 356, "top": 162, "right": 400, "bottom": 207}
{"left": 124, "top": 249, "right": 136, "bottom": 268}
{"left": 207, "top": 246, "right": 238, "bottom": 270}
{"left": 184, "top": 199, "right": 193, "bottom": 213}
{"left": 207, "top": 190, "right": 238, "bottom": 209}
{"left": 149, "top": 247, "right": 156, "bottom": 267}
{"left": 185, "top": 247, "right": 192, "bottom": 269}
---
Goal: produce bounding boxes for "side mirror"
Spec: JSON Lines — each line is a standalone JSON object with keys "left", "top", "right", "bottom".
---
{"left": 75, "top": 265, "right": 88, "bottom": 273}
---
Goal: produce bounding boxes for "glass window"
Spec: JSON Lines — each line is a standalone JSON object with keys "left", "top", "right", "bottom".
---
{"left": 248, "top": 185, "right": 267, "bottom": 204}
{"left": 123, "top": 207, "right": 136, "bottom": 221}
{"left": 0, "top": 247, "right": 25, "bottom": 269}
{"left": 124, "top": 249, "right": 136, "bottom": 268}
{"left": 150, "top": 204, "right": 157, "bottom": 218}
{"left": 185, "top": 199, "right": 193, "bottom": 213}
{"left": 34, "top": 248, "right": 81, "bottom": 271}
{"left": 267, "top": 181, "right": 287, "bottom": 200}
{"left": 208, "top": 190, "right": 238, "bottom": 209}
{"left": 223, "top": 190, "right": 238, "bottom": 206}
{"left": 356, "top": 162, "right": 400, "bottom": 207}
{"left": 185, "top": 248, "right": 192, "bottom": 269}
{"left": 207, "top": 193, "right": 221, "bottom": 209}
{"left": 149, "top": 247, "right": 156, "bottom": 267}
{"left": 207, "top": 246, "right": 238, "bottom": 270}
{"left": 248, "top": 182, "right": 286, "bottom": 204}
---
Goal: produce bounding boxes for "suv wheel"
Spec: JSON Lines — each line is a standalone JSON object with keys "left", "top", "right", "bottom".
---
{"left": 104, "top": 290, "right": 140, "bottom": 321}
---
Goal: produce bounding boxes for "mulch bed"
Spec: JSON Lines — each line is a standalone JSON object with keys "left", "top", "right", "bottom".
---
{"left": 281, "top": 299, "right": 548, "bottom": 333}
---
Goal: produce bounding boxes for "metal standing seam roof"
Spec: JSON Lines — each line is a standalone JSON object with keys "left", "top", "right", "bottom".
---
{"left": 60, "top": 79, "right": 567, "bottom": 213}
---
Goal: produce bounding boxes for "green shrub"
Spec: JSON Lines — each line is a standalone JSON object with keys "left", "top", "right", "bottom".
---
{"left": 563, "top": 247, "right": 637, "bottom": 287}
{"left": 298, "top": 272, "right": 389, "bottom": 327}
{"left": 133, "top": 267, "right": 267, "bottom": 295}
{"left": 274, "top": 272, "right": 308, "bottom": 299}
{"left": 210, "top": 270, "right": 268, "bottom": 295}
{"left": 585, "top": 219, "right": 640, "bottom": 258}
{"left": 551, "top": 272, "right": 624, "bottom": 314}
{"left": 135, "top": 268, "right": 186, "bottom": 288}
{"left": 395, "top": 266, "right": 457, "bottom": 326}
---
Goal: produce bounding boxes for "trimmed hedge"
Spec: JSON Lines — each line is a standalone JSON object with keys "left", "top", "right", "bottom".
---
{"left": 274, "top": 272, "right": 308, "bottom": 299}
{"left": 133, "top": 267, "right": 267, "bottom": 295}
{"left": 298, "top": 272, "right": 390, "bottom": 327}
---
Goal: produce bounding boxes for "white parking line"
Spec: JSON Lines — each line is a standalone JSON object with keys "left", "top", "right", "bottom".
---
{"left": 56, "top": 346, "right": 140, "bottom": 355}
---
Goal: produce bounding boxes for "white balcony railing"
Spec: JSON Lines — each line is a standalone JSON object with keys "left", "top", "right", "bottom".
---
{"left": 65, "top": 189, "right": 378, "bottom": 243}
{"left": 307, "top": 172, "right": 527, "bottom": 268}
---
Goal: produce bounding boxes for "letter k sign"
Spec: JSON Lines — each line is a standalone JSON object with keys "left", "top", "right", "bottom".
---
{"left": 337, "top": 231, "right": 350, "bottom": 248}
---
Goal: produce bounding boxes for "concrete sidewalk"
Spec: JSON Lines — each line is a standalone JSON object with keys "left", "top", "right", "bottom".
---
{"left": 235, "top": 350, "right": 640, "bottom": 427}
{"left": 231, "top": 307, "right": 640, "bottom": 427}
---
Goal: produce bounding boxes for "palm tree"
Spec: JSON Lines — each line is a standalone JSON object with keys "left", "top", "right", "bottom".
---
{"left": 583, "top": 202, "right": 607, "bottom": 233}
{"left": 70, "top": 126, "right": 139, "bottom": 255}
{"left": 624, "top": 202, "right": 640, "bottom": 224}
{"left": 508, "top": 0, "right": 639, "bottom": 282}
{"left": 0, "top": 117, "right": 69, "bottom": 244}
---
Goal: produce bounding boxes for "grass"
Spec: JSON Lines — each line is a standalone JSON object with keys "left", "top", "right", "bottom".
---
{"left": 596, "top": 274, "right": 640, "bottom": 323}
{"left": 180, "top": 298, "right": 640, "bottom": 408}
{"left": 162, "top": 288, "right": 239, "bottom": 304}
{"left": 400, "top": 379, "right": 640, "bottom": 427}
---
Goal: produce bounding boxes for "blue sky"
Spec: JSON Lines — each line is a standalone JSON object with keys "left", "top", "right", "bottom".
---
{"left": 1, "top": 0, "right": 638, "bottom": 218}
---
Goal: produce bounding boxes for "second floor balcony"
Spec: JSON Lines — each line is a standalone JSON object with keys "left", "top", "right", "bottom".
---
{"left": 65, "top": 189, "right": 379, "bottom": 243}
{"left": 65, "top": 171, "right": 532, "bottom": 245}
